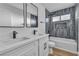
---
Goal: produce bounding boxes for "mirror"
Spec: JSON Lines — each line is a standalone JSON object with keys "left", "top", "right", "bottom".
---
{"left": 26, "top": 3, "right": 38, "bottom": 27}
{"left": 0, "top": 3, "right": 24, "bottom": 27}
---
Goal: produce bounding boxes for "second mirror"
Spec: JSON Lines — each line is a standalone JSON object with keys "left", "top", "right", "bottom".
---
{"left": 26, "top": 3, "right": 38, "bottom": 28}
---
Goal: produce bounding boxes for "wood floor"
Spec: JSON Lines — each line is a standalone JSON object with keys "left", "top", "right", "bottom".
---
{"left": 49, "top": 48, "right": 78, "bottom": 56}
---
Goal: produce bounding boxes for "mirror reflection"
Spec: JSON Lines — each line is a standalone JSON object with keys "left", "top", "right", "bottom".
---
{"left": 27, "top": 3, "right": 38, "bottom": 27}
{"left": 0, "top": 3, "right": 24, "bottom": 27}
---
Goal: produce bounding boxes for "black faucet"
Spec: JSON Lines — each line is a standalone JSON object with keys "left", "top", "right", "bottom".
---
{"left": 33, "top": 30, "right": 37, "bottom": 35}
{"left": 13, "top": 31, "right": 18, "bottom": 39}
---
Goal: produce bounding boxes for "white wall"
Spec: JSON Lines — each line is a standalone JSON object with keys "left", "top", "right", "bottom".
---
{"left": 34, "top": 3, "right": 45, "bottom": 34}
{"left": 75, "top": 4, "right": 79, "bottom": 53}
{"left": 0, "top": 3, "right": 45, "bottom": 41}
{"left": 27, "top": 3, "right": 37, "bottom": 16}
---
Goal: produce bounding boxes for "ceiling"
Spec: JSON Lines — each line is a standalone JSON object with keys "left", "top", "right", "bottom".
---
{"left": 41, "top": 3, "right": 76, "bottom": 12}
{"left": 8, "top": 3, "right": 23, "bottom": 10}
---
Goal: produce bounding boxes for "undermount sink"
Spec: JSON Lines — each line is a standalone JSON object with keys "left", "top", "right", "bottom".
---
{"left": 35, "top": 34, "right": 44, "bottom": 36}
{"left": 1, "top": 37, "right": 30, "bottom": 45}
{"left": 38, "top": 34, "right": 44, "bottom": 36}
{"left": 12, "top": 37, "right": 30, "bottom": 41}
{"left": 18, "top": 37, "right": 30, "bottom": 40}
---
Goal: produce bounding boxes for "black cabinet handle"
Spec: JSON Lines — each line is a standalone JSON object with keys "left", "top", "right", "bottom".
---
{"left": 44, "top": 43, "right": 47, "bottom": 50}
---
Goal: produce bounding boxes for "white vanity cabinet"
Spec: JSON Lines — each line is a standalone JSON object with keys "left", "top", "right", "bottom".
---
{"left": 0, "top": 35, "right": 49, "bottom": 56}
{"left": 39, "top": 36, "right": 49, "bottom": 56}
{"left": 0, "top": 40, "right": 38, "bottom": 56}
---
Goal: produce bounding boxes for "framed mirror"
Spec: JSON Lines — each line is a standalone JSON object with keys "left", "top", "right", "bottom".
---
{"left": 0, "top": 3, "right": 24, "bottom": 28}
{"left": 26, "top": 3, "right": 38, "bottom": 27}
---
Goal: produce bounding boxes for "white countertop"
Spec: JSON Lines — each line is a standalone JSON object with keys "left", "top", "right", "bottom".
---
{"left": 0, "top": 34, "right": 49, "bottom": 54}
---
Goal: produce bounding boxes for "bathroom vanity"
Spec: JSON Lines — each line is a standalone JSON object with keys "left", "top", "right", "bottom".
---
{"left": 0, "top": 34, "right": 49, "bottom": 56}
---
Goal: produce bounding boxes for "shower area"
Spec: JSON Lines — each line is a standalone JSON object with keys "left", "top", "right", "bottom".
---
{"left": 45, "top": 4, "right": 78, "bottom": 55}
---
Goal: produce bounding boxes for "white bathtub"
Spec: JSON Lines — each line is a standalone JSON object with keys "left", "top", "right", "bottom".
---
{"left": 50, "top": 37, "right": 77, "bottom": 53}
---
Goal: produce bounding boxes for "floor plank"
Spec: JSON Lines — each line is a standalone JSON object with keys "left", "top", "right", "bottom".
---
{"left": 49, "top": 48, "right": 78, "bottom": 56}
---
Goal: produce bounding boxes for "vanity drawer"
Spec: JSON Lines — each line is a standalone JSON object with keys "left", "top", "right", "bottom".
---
{"left": 0, "top": 42, "right": 35, "bottom": 56}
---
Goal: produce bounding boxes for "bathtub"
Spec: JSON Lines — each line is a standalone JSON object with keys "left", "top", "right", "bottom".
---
{"left": 50, "top": 37, "right": 77, "bottom": 53}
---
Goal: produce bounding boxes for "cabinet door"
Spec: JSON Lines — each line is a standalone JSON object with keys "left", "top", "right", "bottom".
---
{"left": 20, "top": 40, "right": 38, "bottom": 56}
{"left": 44, "top": 41, "right": 49, "bottom": 56}
{"left": 34, "top": 40, "right": 38, "bottom": 56}
{"left": 39, "top": 42, "right": 44, "bottom": 56}
{"left": 39, "top": 36, "right": 49, "bottom": 56}
{"left": 21, "top": 47, "right": 35, "bottom": 56}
